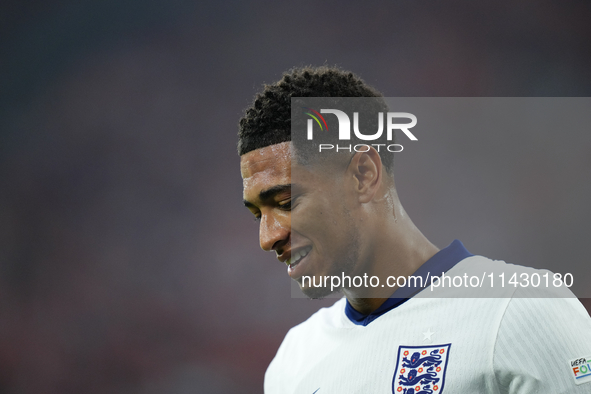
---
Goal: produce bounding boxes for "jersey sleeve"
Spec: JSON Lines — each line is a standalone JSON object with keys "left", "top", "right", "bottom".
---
{"left": 493, "top": 291, "right": 591, "bottom": 394}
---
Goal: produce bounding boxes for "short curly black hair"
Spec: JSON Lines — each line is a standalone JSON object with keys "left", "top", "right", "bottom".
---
{"left": 238, "top": 66, "right": 394, "bottom": 172}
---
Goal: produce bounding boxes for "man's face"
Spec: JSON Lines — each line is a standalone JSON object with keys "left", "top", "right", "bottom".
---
{"left": 240, "top": 142, "right": 360, "bottom": 298}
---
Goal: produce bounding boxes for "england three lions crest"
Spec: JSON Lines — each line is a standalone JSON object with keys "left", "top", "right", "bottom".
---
{"left": 392, "top": 344, "right": 451, "bottom": 394}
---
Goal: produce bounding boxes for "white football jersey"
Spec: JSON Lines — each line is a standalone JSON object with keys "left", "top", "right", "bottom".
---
{"left": 265, "top": 242, "right": 591, "bottom": 394}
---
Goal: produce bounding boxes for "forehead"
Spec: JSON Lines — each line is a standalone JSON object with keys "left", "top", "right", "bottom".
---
{"left": 240, "top": 142, "right": 292, "bottom": 196}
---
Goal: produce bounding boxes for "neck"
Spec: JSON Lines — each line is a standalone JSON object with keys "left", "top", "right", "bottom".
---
{"left": 343, "top": 205, "right": 439, "bottom": 315}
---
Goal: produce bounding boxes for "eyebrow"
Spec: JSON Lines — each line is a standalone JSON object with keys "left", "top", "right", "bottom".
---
{"left": 243, "top": 184, "right": 291, "bottom": 209}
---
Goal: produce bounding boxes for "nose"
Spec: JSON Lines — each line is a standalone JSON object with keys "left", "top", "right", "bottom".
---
{"left": 259, "top": 211, "right": 290, "bottom": 252}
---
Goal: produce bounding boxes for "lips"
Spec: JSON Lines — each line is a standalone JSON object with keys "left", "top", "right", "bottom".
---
{"left": 285, "top": 246, "right": 312, "bottom": 270}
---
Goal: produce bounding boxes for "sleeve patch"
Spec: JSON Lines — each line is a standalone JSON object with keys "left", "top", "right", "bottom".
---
{"left": 570, "top": 356, "right": 591, "bottom": 385}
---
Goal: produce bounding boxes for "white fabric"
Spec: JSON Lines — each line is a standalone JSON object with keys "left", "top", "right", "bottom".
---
{"left": 264, "top": 256, "right": 591, "bottom": 394}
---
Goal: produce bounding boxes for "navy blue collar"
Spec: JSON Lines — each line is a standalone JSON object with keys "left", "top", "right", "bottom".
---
{"left": 344, "top": 240, "right": 472, "bottom": 326}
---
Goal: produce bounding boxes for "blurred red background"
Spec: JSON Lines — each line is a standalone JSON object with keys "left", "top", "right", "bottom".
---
{"left": 1, "top": 1, "right": 590, "bottom": 392}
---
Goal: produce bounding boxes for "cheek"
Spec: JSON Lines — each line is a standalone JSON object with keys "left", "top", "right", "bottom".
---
{"left": 291, "top": 201, "right": 322, "bottom": 245}
{"left": 274, "top": 210, "right": 291, "bottom": 227}
{"left": 292, "top": 197, "right": 350, "bottom": 247}
{"left": 291, "top": 194, "right": 329, "bottom": 227}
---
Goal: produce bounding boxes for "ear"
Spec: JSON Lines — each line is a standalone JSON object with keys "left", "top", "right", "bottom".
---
{"left": 347, "top": 147, "right": 382, "bottom": 203}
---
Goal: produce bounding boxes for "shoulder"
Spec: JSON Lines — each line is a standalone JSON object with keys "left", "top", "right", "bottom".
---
{"left": 264, "top": 298, "right": 347, "bottom": 392}
{"left": 447, "top": 255, "right": 591, "bottom": 392}
{"left": 276, "top": 297, "right": 347, "bottom": 348}
{"left": 492, "top": 269, "right": 591, "bottom": 393}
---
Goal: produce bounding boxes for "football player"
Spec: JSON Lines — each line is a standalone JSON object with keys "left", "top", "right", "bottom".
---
{"left": 239, "top": 66, "right": 591, "bottom": 394}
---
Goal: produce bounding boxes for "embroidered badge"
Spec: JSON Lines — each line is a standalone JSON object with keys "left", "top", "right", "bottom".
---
{"left": 569, "top": 355, "right": 591, "bottom": 385}
{"left": 392, "top": 344, "right": 451, "bottom": 394}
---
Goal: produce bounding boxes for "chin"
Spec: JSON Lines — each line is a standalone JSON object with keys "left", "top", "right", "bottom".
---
{"left": 299, "top": 282, "right": 341, "bottom": 300}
